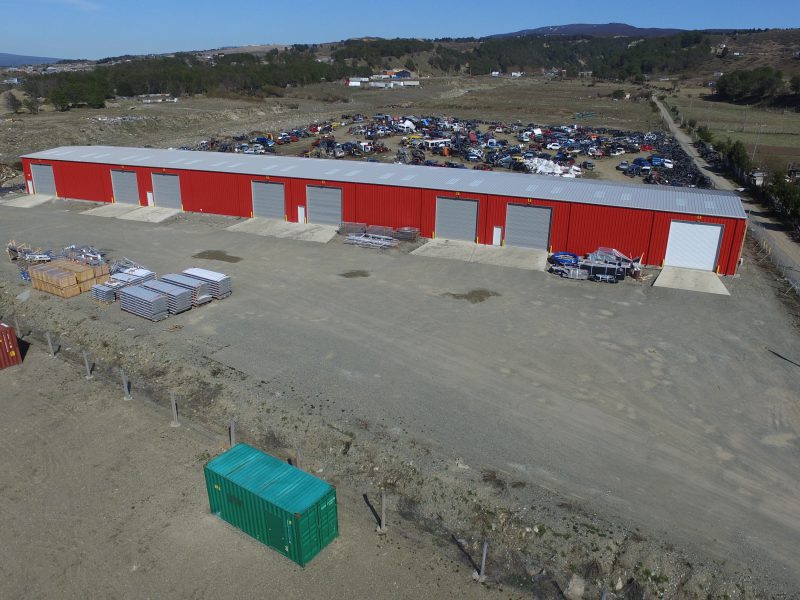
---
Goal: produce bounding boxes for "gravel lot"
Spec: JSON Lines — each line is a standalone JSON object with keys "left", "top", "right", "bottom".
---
{"left": 1, "top": 200, "right": 799, "bottom": 597}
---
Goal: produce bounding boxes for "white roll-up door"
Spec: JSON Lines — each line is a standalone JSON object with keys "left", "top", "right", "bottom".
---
{"left": 664, "top": 221, "right": 723, "bottom": 271}
{"left": 251, "top": 181, "right": 285, "bottom": 219}
{"left": 151, "top": 173, "right": 182, "bottom": 210}
{"left": 31, "top": 164, "right": 56, "bottom": 195}
{"left": 306, "top": 186, "right": 342, "bottom": 225}
{"left": 111, "top": 170, "right": 140, "bottom": 205}
{"left": 505, "top": 204, "right": 551, "bottom": 249}
{"left": 435, "top": 197, "right": 478, "bottom": 242}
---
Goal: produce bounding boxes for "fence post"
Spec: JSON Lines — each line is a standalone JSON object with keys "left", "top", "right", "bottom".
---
{"left": 82, "top": 350, "right": 93, "bottom": 380}
{"left": 377, "top": 491, "right": 388, "bottom": 534}
{"left": 45, "top": 331, "right": 55, "bottom": 357}
{"left": 170, "top": 391, "right": 180, "bottom": 428}
{"left": 120, "top": 368, "right": 132, "bottom": 400}
{"left": 472, "top": 538, "right": 489, "bottom": 583}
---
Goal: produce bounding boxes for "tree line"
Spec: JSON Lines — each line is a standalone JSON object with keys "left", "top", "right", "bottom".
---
{"left": 22, "top": 50, "right": 362, "bottom": 110}
{"left": 716, "top": 67, "right": 800, "bottom": 102}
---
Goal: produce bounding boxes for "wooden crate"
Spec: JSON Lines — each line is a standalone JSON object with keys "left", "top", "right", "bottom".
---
{"left": 51, "top": 260, "right": 96, "bottom": 283}
{"left": 30, "top": 264, "right": 77, "bottom": 288}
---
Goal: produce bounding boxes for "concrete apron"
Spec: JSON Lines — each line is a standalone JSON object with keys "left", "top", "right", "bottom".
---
{"left": 1, "top": 194, "right": 54, "bottom": 208}
{"left": 80, "top": 203, "right": 180, "bottom": 222}
{"left": 227, "top": 218, "right": 338, "bottom": 244}
{"left": 653, "top": 266, "right": 730, "bottom": 296}
{"left": 411, "top": 238, "right": 549, "bottom": 271}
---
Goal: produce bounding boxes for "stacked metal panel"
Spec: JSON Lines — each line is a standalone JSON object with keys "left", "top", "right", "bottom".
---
{"left": 111, "top": 268, "right": 156, "bottom": 286}
{"left": 142, "top": 280, "right": 193, "bottom": 314}
{"left": 90, "top": 284, "right": 117, "bottom": 303}
{"left": 161, "top": 274, "right": 213, "bottom": 306}
{"left": 182, "top": 268, "right": 232, "bottom": 299}
{"left": 119, "top": 285, "right": 169, "bottom": 321}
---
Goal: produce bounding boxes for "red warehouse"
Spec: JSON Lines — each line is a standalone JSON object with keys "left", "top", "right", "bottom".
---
{"left": 21, "top": 146, "right": 747, "bottom": 274}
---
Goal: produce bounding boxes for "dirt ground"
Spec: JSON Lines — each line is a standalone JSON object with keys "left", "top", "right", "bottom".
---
{"left": 1, "top": 200, "right": 799, "bottom": 598}
{"left": 0, "top": 78, "right": 661, "bottom": 169}
{"left": 0, "top": 345, "right": 527, "bottom": 600}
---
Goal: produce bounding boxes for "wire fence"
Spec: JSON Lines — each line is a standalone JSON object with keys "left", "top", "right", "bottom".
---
{"left": 747, "top": 220, "right": 800, "bottom": 297}
{"left": 4, "top": 311, "right": 224, "bottom": 445}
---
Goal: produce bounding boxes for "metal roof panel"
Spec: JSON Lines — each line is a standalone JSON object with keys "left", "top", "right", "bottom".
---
{"left": 21, "top": 146, "right": 747, "bottom": 219}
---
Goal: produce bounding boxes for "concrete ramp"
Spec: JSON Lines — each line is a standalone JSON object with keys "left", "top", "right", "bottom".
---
{"left": 1, "top": 194, "right": 54, "bottom": 208}
{"left": 653, "top": 266, "right": 730, "bottom": 296}
{"left": 411, "top": 239, "right": 548, "bottom": 271}
{"left": 227, "top": 218, "right": 338, "bottom": 244}
{"left": 82, "top": 203, "right": 141, "bottom": 217}
{"left": 117, "top": 207, "right": 180, "bottom": 223}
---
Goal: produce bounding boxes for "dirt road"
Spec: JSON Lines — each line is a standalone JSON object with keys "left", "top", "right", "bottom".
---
{"left": 654, "top": 95, "right": 800, "bottom": 278}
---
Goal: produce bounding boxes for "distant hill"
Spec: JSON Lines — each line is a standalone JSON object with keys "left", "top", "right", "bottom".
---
{"left": 0, "top": 53, "right": 62, "bottom": 67}
{"left": 490, "top": 23, "right": 685, "bottom": 38}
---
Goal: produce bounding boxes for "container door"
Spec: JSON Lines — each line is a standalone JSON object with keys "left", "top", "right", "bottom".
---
{"left": 266, "top": 511, "right": 288, "bottom": 555}
{"left": 31, "top": 164, "right": 56, "bottom": 196}
{"left": 505, "top": 204, "right": 551, "bottom": 249}
{"left": 151, "top": 173, "right": 182, "bottom": 210}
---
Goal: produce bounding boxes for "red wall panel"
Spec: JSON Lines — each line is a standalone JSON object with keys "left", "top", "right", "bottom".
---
{"left": 180, "top": 170, "right": 248, "bottom": 217}
{"left": 38, "top": 160, "right": 112, "bottom": 202}
{"left": 353, "top": 184, "right": 423, "bottom": 229}
{"left": 565, "top": 204, "right": 655, "bottom": 262}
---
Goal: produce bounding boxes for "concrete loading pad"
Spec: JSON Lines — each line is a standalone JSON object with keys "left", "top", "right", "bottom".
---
{"left": 0, "top": 194, "right": 54, "bottom": 208}
{"left": 653, "top": 266, "right": 730, "bottom": 295}
{"left": 81, "top": 203, "right": 180, "bottom": 223}
{"left": 226, "top": 217, "right": 338, "bottom": 244}
{"left": 411, "top": 238, "right": 549, "bottom": 271}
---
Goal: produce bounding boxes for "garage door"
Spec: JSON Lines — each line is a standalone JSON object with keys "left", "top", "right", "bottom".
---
{"left": 505, "top": 204, "right": 551, "bottom": 249}
{"left": 306, "top": 186, "right": 342, "bottom": 225}
{"left": 435, "top": 197, "right": 478, "bottom": 242}
{"left": 151, "top": 173, "right": 182, "bottom": 210}
{"left": 31, "top": 164, "right": 56, "bottom": 196}
{"left": 111, "top": 170, "right": 140, "bottom": 205}
{"left": 251, "top": 181, "right": 285, "bottom": 219}
{"left": 664, "top": 221, "right": 723, "bottom": 271}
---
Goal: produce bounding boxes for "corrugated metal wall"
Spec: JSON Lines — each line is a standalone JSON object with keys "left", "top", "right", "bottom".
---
{"left": 566, "top": 204, "right": 656, "bottom": 262}
{"left": 18, "top": 158, "right": 746, "bottom": 274}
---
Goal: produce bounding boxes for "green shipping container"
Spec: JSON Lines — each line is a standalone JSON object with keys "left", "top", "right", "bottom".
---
{"left": 204, "top": 443, "right": 339, "bottom": 566}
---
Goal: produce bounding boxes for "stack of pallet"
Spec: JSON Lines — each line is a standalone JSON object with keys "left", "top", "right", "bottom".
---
{"left": 30, "top": 260, "right": 110, "bottom": 298}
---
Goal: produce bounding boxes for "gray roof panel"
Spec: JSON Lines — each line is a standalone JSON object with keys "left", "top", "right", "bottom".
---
{"left": 22, "top": 146, "right": 746, "bottom": 219}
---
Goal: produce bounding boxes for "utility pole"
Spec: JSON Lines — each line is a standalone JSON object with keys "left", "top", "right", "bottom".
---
{"left": 751, "top": 123, "right": 765, "bottom": 164}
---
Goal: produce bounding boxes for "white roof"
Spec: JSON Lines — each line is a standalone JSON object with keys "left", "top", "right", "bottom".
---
{"left": 23, "top": 146, "right": 746, "bottom": 219}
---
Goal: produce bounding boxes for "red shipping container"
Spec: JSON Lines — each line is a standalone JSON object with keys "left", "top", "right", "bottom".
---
{"left": 0, "top": 322, "right": 22, "bottom": 370}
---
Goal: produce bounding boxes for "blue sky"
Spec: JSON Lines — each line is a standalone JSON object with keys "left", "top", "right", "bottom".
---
{"left": 1, "top": 0, "right": 796, "bottom": 59}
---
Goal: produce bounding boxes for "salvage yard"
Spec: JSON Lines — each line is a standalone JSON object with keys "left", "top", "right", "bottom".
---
{"left": 1, "top": 199, "right": 799, "bottom": 596}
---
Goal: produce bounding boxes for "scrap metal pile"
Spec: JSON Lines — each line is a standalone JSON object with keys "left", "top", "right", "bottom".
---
{"left": 549, "top": 247, "right": 642, "bottom": 283}
{"left": 339, "top": 222, "right": 417, "bottom": 249}
{"left": 7, "top": 240, "right": 111, "bottom": 297}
